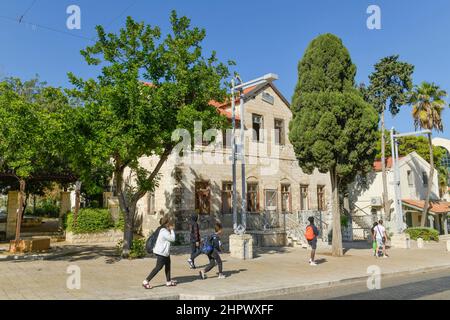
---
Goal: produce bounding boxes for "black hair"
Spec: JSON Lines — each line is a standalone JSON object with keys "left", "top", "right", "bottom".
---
{"left": 308, "top": 216, "right": 314, "bottom": 224}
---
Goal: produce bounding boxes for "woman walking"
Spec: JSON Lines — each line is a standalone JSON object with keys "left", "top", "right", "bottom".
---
{"left": 142, "top": 215, "right": 177, "bottom": 289}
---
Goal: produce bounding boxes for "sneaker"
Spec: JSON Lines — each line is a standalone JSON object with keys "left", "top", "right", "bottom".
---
{"left": 383, "top": 255, "right": 388, "bottom": 259}
{"left": 199, "top": 270, "right": 206, "bottom": 280}
{"left": 188, "top": 259, "right": 195, "bottom": 269}
{"left": 310, "top": 261, "right": 318, "bottom": 266}
{"left": 218, "top": 273, "right": 226, "bottom": 279}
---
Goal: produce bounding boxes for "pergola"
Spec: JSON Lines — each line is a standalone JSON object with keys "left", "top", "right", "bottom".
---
{"left": 0, "top": 171, "right": 79, "bottom": 243}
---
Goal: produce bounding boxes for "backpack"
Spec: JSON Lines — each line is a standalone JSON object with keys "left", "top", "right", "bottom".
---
{"left": 201, "top": 234, "right": 214, "bottom": 254}
{"left": 305, "top": 225, "right": 315, "bottom": 241}
{"left": 146, "top": 226, "right": 162, "bottom": 254}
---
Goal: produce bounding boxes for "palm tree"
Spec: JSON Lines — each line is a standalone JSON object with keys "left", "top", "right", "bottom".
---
{"left": 410, "top": 82, "right": 448, "bottom": 227}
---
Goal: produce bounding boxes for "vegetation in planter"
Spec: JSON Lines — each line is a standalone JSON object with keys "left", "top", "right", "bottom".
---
{"left": 405, "top": 227, "right": 439, "bottom": 242}
{"left": 116, "top": 238, "right": 147, "bottom": 259}
{"left": 65, "top": 209, "right": 114, "bottom": 234}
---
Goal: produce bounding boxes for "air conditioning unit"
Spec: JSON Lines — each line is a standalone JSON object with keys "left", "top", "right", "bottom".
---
{"left": 370, "top": 197, "right": 382, "bottom": 207}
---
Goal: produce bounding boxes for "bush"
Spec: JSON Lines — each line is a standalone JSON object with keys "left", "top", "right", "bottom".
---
{"left": 66, "top": 209, "right": 114, "bottom": 234}
{"left": 405, "top": 227, "right": 440, "bottom": 242}
{"left": 113, "top": 212, "right": 125, "bottom": 231}
{"left": 116, "top": 238, "right": 147, "bottom": 259}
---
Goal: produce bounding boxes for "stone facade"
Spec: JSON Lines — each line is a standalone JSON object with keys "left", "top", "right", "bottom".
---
{"left": 121, "top": 83, "right": 333, "bottom": 236}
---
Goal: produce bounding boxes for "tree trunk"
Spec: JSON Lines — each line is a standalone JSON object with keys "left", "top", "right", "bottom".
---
{"left": 331, "top": 168, "right": 343, "bottom": 257}
{"left": 421, "top": 133, "right": 435, "bottom": 227}
{"left": 115, "top": 146, "right": 174, "bottom": 258}
{"left": 14, "top": 179, "right": 26, "bottom": 244}
{"left": 114, "top": 167, "right": 133, "bottom": 258}
{"left": 380, "top": 111, "right": 391, "bottom": 221}
{"left": 73, "top": 181, "right": 82, "bottom": 226}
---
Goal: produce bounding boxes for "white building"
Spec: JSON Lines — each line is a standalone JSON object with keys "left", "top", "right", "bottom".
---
{"left": 349, "top": 152, "right": 449, "bottom": 236}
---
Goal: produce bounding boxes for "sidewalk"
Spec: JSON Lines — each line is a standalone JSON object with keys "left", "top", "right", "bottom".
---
{"left": 0, "top": 242, "right": 449, "bottom": 300}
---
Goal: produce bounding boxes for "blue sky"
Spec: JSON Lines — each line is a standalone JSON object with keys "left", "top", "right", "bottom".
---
{"left": 0, "top": 0, "right": 449, "bottom": 139}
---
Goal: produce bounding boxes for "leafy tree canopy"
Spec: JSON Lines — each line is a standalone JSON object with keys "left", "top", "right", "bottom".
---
{"left": 290, "top": 34, "right": 379, "bottom": 185}
{"left": 367, "top": 55, "right": 414, "bottom": 115}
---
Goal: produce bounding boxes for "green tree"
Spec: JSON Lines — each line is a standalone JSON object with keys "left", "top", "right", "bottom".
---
{"left": 69, "top": 12, "right": 232, "bottom": 256}
{"left": 0, "top": 78, "right": 71, "bottom": 244}
{"left": 290, "top": 34, "right": 379, "bottom": 257}
{"left": 367, "top": 55, "right": 414, "bottom": 221}
{"left": 409, "top": 82, "right": 448, "bottom": 227}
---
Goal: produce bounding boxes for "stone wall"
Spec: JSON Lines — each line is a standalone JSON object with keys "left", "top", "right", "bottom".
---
{"left": 66, "top": 230, "right": 123, "bottom": 244}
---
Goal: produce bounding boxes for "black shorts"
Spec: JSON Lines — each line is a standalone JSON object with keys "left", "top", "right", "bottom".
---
{"left": 308, "top": 239, "right": 317, "bottom": 250}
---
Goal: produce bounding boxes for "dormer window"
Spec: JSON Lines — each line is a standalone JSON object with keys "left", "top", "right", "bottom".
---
{"left": 262, "top": 92, "right": 274, "bottom": 105}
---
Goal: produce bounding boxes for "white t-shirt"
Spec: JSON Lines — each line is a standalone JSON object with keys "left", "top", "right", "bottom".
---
{"left": 375, "top": 225, "right": 386, "bottom": 240}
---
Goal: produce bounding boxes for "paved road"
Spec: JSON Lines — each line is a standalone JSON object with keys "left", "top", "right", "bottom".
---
{"left": 264, "top": 268, "right": 450, "bottom": 300}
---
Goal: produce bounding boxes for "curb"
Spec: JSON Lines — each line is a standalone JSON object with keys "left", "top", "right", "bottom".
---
{"left": 139, "top": 263, "right": 450, "bottom": 300}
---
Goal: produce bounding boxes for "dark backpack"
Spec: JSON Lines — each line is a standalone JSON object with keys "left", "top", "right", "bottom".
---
{"left": 146, "top": 226, "right": 162, "bottom": 254}
{"left": 201, "top": 234, "right": 214, "bottom": 254}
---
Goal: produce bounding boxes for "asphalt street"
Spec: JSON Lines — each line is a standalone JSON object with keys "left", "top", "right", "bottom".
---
{"left": 263, "top": 268, "right": 450, "bottom": 300}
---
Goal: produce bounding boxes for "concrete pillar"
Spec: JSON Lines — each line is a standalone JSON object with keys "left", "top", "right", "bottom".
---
{"left": 417, "top": 238, "right": 424, "bottom": 249}
{"left": 60, "top": 192, "right": 71, "bottom": 217}
{"left": 103, "top": 192, "right": 113, "bottom": 209}
{"left": 6, "top": 191, "right": 20, "bottom": 240}
{"left": 446, "top": 240, "right": 450, "bottom": 252}
{"left": 108, "top": 197, "right": 120, "bottom": 223}
{"left": 229, "top": 234, "right": 253, "bottom": 260}
{"left": 442, "top": 214, "right": 448, "bottom": 235}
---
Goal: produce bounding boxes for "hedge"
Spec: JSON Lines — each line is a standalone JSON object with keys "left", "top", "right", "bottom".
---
{"left": 65, "top": 209, "right": 124, "bottom": 234}
{"left": 405, "top": 227, "right": 440, "bottom": 242}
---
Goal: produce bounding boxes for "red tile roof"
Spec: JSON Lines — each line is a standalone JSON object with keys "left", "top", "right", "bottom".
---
{"left": 209, "top": 86, "right": 257, "bottom": 109}
{"left": 402, "top": 199, "right": 450, "bottom": 214}
{"left": 373, "top": 157, "right": 405, "bottom": 172}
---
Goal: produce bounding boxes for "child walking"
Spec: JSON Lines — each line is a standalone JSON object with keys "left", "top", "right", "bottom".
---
{"left": 142, "top": 215, "right": 177, "bottom": 289}
{"left": 199, "top": 222, "right": 226, "bottom": 280}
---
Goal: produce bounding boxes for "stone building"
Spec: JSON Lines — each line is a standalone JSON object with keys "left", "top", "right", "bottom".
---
{"left": 129, "top": 80, "right": 333, "bottom": 238}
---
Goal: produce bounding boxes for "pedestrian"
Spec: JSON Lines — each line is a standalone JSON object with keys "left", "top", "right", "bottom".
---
{"left": 371, "top": 222, "right": 379, "bottom": 257}
{"left": 199, "top": 222, "right": 226, "bottom": 280}
{"left": 305, "top": 216, "right": 320, "bottom": 266}
{"left": 375, "top": 219, "right": 389, "bottom": 258}
{"left": 142, "top": 215, "right": 177, "bottom": 289}
{"left": 187, "top": 214, "right": 202, "bottom": 269}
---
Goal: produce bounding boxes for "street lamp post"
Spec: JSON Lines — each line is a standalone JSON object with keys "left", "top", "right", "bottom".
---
{"left": 231, "top": 73, "right": 279, "bottom": 235}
